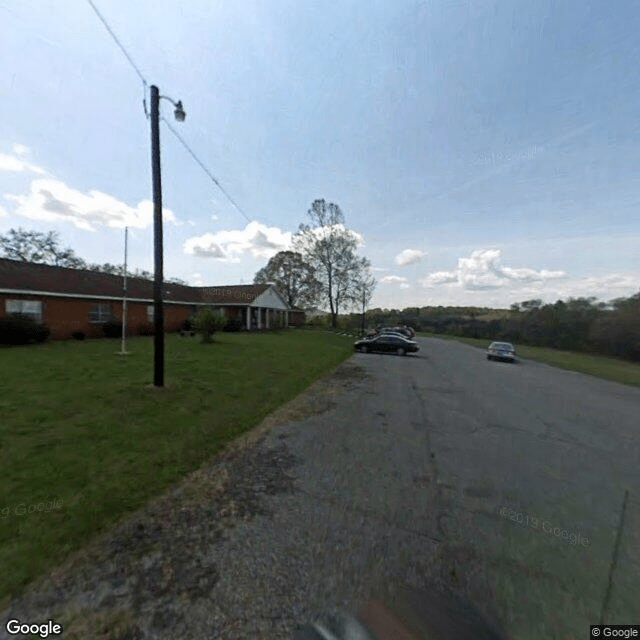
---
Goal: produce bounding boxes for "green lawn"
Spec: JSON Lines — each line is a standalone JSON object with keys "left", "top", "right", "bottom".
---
{"left": 417, "top": 331, "right": 640, "bottom": 387}
{"left": 0, "top": 329, "right": 354, "bottom": 603}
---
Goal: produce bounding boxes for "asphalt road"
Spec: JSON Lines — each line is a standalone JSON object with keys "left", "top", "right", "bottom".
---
{"left": 3, "top": 334, "right": 638, "bottom": 639}
{"left": 388, "top": 336, "right": 640, "bottom": 637}
{"left": 269, "top": 334, "right": 640, "bottom": 639}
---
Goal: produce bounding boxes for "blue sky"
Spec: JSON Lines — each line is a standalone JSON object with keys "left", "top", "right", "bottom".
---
{"left": 1, "top": 0, "right": 639, "bottom": 310}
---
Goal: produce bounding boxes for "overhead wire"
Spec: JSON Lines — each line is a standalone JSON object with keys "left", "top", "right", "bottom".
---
{"left": 84, "top": 0, "right": 254, "bottom": 225}
{"left": 85, "top": 0, "right": 147, "bottom": 85}
{"left": 161, "top": 116, "right": 253, "bottom": 224}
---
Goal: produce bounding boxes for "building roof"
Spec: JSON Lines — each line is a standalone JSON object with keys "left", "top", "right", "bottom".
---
{"left": 0, "top": 258, "right": 276, "bottom": 305}
{"left": 199, "top": 284, "right": 270, "bottom": 304}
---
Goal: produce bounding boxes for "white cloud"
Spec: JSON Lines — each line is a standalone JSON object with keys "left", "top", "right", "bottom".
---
{"left": 12, "top": 144, "right": 31, "bottom": 156}
{"left": 183, "top": 221, "right": 293, "bottom": 262}
{"left": 0, "top": 152, "right": 46, "bottom": 175}
{"left": 420, "top": 249, "right": 566, "bottom": 290}
{"left": 371, "top": 267, "right": 389, "bottom": 272}
{"left": 422, "top": 271, "right": 458, "bottom": 286}
{"left": 190, "top": 272, "right": 205, "bottom": 286}
{"left": 548, "top": 273, "right": 640, "bottom": 303}
{"left": 395, "top": 249, "right": 426, "bottom": 266}
{"left": 211, "top": 214, "right": 219, "bottom": 221}
{"left": 4, "top": 178, "right": 178, "bottom": 231}
{"left": 380, "top": 275, "right": 410, "bottom": 289}
{"left": 0, "top": 203, "right": 7, "bottom": 217}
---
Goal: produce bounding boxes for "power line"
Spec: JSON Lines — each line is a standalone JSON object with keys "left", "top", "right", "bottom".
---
{"left": 85, "top": 0, "right": 147, "bottom": 86}
{"left": 85, "top": 0, "right": 255, "bottom": 226}
{"left": 161, "top": 116, "right": 253, "bottom": 224}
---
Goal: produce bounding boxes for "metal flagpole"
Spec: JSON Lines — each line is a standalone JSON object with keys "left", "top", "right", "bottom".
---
{"left": 118, "top": 226, "right": 130, "bottom": 355}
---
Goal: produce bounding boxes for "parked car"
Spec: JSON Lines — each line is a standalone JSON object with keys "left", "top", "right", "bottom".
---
{"left": 355, "top": 334, "right": 420, "bottom": 356}
{"left": 487, "top": 341, "right": 516, "bottom": 362}
{"left": 373, "top": 326, "right": 416, "bottom": 339}
{"left": 401, "top": 325, "right": 416, "bottom": 338}
{"left": 377, "top": 331, "right": 412, "bottom": 340}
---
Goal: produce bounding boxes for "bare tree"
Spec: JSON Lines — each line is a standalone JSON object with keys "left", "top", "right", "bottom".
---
{"left": 293, "top": 199, "right": 363, "bottom": 328}
{"left": 254, "top": 250, "right": 322, "bottom": 308}
{"left": 349, "top": 257, "right": 376, "bottom": 335}
{"left": 0, "top": 228, "right": 86, "bottom": 268}
{"left": 0, "top": 227, "right": 187, "bottom": 284}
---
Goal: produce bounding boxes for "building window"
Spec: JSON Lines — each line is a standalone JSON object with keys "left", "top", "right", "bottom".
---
{"left": 6, "top": 299, "right": 43, "bottom": 323}
{"left": 89, "top": 303, "right": 112, "bottom": 324}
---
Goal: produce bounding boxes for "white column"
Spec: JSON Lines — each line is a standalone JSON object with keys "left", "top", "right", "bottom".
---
{"left": 266, "top": 308, "right": 270, "bottom": 329}
{"left": 246, "top": 306, "right": 251, "bottom": 330}
{"left": 285, "top": 310, "right": 289, "bottom": 326}
{"left": 257, "top": 307, "right": 262, "bottom": 329}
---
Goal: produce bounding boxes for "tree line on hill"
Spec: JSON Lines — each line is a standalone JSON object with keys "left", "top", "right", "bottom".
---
{"left": 326, "top": 296, "right": 640, "bottom": 362}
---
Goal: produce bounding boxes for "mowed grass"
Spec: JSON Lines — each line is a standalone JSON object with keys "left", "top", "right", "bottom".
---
{"left": 0, "top": 329, "right": 354, "bottom": 602}
{"left": 417, "top": 331, "right": 640, "bottom": 387}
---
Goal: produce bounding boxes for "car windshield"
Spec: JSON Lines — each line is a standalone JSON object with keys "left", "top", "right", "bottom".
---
{"left": 491, "top": 343, "right": 513, "bottom": 349}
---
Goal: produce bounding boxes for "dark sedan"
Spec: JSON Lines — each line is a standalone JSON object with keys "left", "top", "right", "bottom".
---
{"left": 354, "top": 334, "right": 420, "bottom": 356}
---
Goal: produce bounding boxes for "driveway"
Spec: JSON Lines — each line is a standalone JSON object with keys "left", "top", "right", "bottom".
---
{"left": 3, "top": 335, "right": 639, "bottom": 639}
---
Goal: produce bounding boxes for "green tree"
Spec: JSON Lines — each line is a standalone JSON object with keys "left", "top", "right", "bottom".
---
{"left": 293, "top": 199, "right": 364, "bottom": 328}
{"left": 254, "top": 250, "right": 322, "bottom": 308}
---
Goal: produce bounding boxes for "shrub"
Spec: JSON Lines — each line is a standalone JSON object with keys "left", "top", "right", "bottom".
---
{"left": 72, "top": 331, "right": 85, "bottom": 340}
{"left": 102, "top": 320, "right": 122, "bottom": 338}
{"left": 137, "top": 323, "right": 155, "bottom": 336}
{"left": 34, "top": 324, "right": 50, "bottom": 342}
{"left": 0, "top": 314, "right": 50, "bottom": 345}
{"left": 223, "top": 317, "right": 243, "bottom": 332}
{"left": 193, "top": 308, "right": 226, "bottom": 343}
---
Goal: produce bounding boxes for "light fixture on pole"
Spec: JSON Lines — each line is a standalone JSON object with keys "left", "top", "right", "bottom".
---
{"left": 150, "top": 86, "right": 186, "bottom": 387}
{"left": 173, "top": 101, "right": 186, "bottom": 122}
{"left": 117, "top": 226, "right": 130, "bottom": 355}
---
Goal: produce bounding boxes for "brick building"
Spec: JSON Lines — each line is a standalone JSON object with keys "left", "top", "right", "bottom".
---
{"left": 0, "top": 258, "right": 303, "bottom": 340}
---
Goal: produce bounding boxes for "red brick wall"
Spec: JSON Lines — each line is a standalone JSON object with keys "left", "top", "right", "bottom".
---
{"left": 288, "top": 310, "right": 306, "bottom": 326}
{"left": 0, "top": 294, "right": 194, "bottom": 340}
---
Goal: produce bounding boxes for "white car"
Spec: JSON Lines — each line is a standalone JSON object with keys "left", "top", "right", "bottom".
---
{"left": 487, "top": 341, "right": 516, "bottom": 363}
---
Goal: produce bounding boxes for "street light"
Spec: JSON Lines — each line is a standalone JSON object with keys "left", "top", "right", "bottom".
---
{"left": 149, "top": 85, "right": 185, "bottom": 387}
{"left": 173, "top": 101, "right": 186, "bottom": 122}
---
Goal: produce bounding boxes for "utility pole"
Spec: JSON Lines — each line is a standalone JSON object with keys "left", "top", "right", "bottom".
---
{"left": 150, "top": 85, "right": 165, "bottom": 387}
{"left": 149, "top": 85, "right": 185, "bottom": 387}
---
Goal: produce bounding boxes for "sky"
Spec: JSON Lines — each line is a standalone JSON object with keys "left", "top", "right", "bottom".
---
{"left": 1, "top": 0, "right": 639, "bottom": 311}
